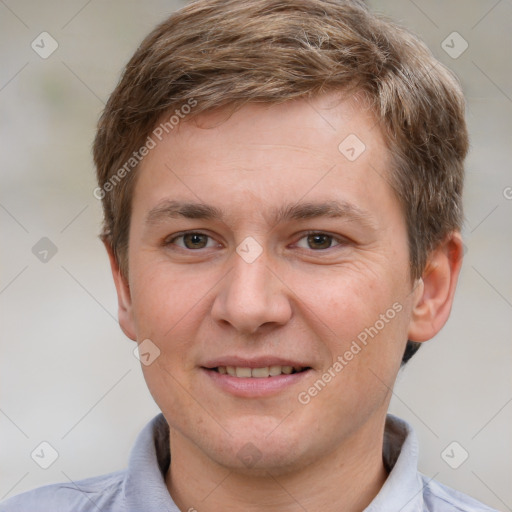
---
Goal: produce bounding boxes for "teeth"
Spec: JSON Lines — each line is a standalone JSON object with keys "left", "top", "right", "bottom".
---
{"left": 215, "top": 365, "right": 304, "bottom": 377}
{"left": 251, "top": 367, "right": 270, "bottom": 378}
{"left": 269, "top": 365, "right": 282, "bottom": 376}
{"left": 235, "top": 367, "right": 252, "bottom": 378}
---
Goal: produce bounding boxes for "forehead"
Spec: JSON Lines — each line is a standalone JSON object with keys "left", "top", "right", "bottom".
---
{"left": 153, "top": 93, "right": 382, "bottom": 166}
{"left": 132, "top": 93, "right": 397, "bottom": 226}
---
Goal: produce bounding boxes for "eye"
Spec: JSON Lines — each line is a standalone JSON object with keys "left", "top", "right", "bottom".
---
{"left": 166, "top": 232, "right": 218, "bottom": 250}
{"left": 295, "top": 232, "right": 343, "bottom": 250}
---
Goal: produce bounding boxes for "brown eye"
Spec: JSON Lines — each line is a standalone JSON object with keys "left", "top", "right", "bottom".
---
{"left": 306, "top": 234, "right": 333, "bottom": 250}
{"left": 167, "top": 232, "right": 216, "bottom": 250}
{"left": 182, "top": 233, "right": 209, "bottom": 249}
{"left": 296, "top": 232, "right": 340, "bottom": 251}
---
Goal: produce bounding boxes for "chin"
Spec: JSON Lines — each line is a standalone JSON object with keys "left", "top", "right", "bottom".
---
{"left": 219, "top": 443, "right": 308, "bottom": 476}
{"left": 209, "top": 418, "right": 312, "bottom": 474}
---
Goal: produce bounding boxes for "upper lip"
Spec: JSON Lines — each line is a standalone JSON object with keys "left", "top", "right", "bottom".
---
{"left": 201, "top": 356, "right": 311, "bottom": 369}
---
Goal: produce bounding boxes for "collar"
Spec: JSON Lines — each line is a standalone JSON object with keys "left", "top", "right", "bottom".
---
{"left": 365, "top": 414, "right": 425, "bottom": 511}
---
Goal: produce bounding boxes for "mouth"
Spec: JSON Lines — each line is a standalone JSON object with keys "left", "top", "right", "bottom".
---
{"left": 208, "top": 365, "right": 310, "bottom": 378}
{"left": 201, "top": 360, "right": 313, "bottom": 397}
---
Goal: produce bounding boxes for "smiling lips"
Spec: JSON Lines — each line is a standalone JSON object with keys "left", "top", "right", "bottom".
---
{"left": 202, "top": 358, "right": 312, "bottom": 396}
{"left": 214, "top": 365, "right": 306, "bottom": 378}
{"left": 202, "top": 357, "right": 311, "bottom": 378}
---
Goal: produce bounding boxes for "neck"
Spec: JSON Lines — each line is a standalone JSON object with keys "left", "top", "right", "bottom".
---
{"left": 165, "top": 416, "right": 389, "bottom": 512}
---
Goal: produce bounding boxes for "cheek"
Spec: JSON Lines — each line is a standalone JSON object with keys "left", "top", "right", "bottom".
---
{"left": 293, "top": 261, "right": 401, "bottom": 330}
{"left": 290, "top": 264, "right": 410, "bottom": 380}
{"left": 129, "top": 257, "right": 205, "bottom": 346}
{"left": 129, "top": 261, "right": 211, "bottom": 414}
{"left": 288, "top": 271, "right": 409, "bottom": 449}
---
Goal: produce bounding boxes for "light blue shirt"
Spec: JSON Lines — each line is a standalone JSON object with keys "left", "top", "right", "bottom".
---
{"left": 0, "top": 413, "right": 497, "bottom": 511}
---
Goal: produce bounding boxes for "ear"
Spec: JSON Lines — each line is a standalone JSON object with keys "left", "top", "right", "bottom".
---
{"left": 407, "top": 231, "right": 464, "bottom": 342}
{"left": 103, "top": 241, "right": 137, "bottom": 341}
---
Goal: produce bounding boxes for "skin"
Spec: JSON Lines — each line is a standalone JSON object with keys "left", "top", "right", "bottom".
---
{"left": 106, "top": 92, "right": 463, "bottom": 512}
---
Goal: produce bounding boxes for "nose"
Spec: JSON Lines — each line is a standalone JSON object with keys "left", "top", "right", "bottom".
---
{"left": 210, "top": 249, "right": 293, "bottom": 335}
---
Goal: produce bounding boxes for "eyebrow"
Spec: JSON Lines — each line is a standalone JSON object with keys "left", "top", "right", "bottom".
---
{"left": 145, "top": 199, "right": 376, "bottom": 229}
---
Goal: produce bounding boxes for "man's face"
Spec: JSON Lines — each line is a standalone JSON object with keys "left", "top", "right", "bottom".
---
{"left": 121, "top": 93, "right": 418, "bottom": 472}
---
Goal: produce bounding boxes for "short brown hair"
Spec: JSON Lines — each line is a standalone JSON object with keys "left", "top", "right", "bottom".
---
{"left": 93, "top": 0, "right": 468, "bottom": 362}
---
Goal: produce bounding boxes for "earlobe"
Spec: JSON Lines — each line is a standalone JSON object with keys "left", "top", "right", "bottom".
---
{"left": 103, "top": 241, "right": 137, "bottom": 341}
{"left": 407, "top": 232, "right": 464, "bottom": 343}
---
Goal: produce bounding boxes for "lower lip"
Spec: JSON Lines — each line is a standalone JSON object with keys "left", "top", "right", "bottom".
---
{"left": 202, "top": 368, "right": 312, "bottom": 398}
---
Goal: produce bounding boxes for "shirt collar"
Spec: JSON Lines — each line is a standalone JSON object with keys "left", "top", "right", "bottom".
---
{"left": 122, "top": 414, "right": 177, "bottom": 511}
{"left": 364, "top": 414, "right": 425, "bottom": 511}
{"left": 122, "top": 413, "right": 425, "bottom": 512}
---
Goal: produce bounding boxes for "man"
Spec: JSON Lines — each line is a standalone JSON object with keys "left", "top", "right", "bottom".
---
{"left": 0, "top": 0, "right": 498, "bottom": 510}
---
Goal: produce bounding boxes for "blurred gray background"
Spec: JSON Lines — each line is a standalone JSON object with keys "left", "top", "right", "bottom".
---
{"left": 0, "top": 0, "right": 511, "bottom": 509}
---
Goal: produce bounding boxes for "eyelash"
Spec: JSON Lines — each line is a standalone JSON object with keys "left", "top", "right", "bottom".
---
{"left": 164, "top": 230, "right": 347, "bottom": 252}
